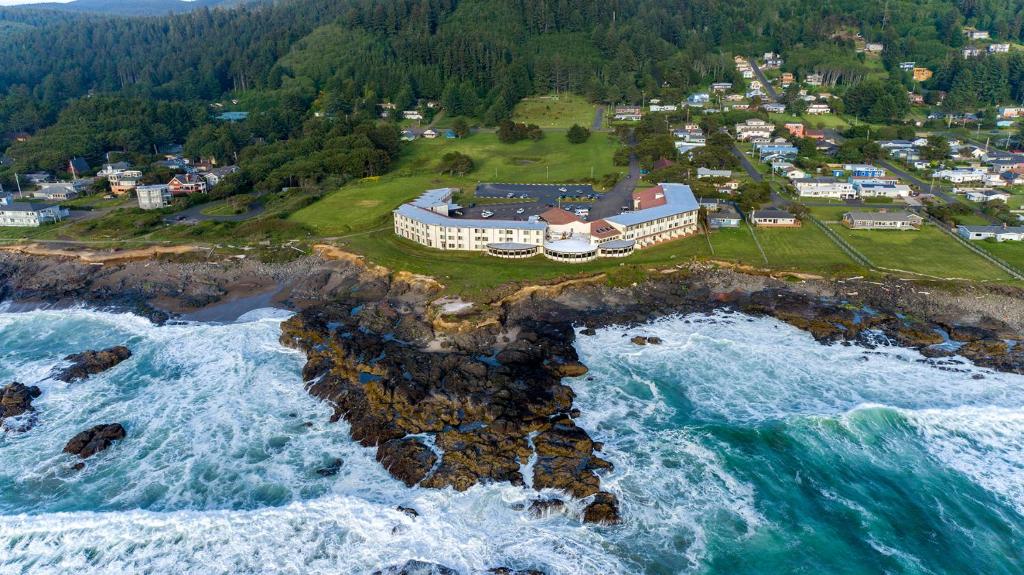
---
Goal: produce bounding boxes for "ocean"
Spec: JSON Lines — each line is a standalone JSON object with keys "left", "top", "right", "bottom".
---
{"left": 0, "top": 308, "right": 1022, "bottom": 574}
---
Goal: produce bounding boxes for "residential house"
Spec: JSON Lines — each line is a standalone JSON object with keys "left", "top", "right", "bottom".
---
{"left": 697, "top": 168, "right": 732, "bottom": 179}
{"left": 932, "top": 168, "right": 988, "bottom": 183}
{"left": 401, "top": 129, "right": 417, "bottom": 141}
{"left": 613, "top": 106, "right": 644, "bottom": 121}
{"left": 402, "top": 110, "right": 423, "bottom": 121}
{"left": 958, "top": 225, "right": 1024, "bottom": 242}
{"left": 98, "top": 162, "right": 131, "bottom": 177}
{"left": 167, "top": 173, "right": 208, "bottom": 196}
{"left": 843, "top": 211, "right": 922, "bottom": 230}
{"left": 650, "top": 104, "right": 679, "bottom": 112}
{"left": 999, "top": 107, "right": 1024, "bottom": 119}
{"left": 990, "top": 44, "right": 1011, "bottom": 54}
{"left": 855, "top": 183, "right": 913, "bottom": 198}
{"left": 762, "top": 103, "right": 786, "bottom": 114}
{"left": 686, "top": 94, "right": 711, "bottom": 107}
{"left": 806, "top": 103, "right": 831, "bottom": 115}
{"left": 32, "top": 183, "right": 79, "bottom": 201}
{"left": 781, "top": 72, "right": 795, "bottom": 86}
{"left": 782, "top": 167, "right": 808, "bottom": 180}
{"left": 864, "top": 42, "right": 884, "bottom": 54}
{"left": 794, "top": 177, "right": 856, "bottom": 199}
{"left": 964, "top": 189, "right": 1011, "bottom": 203}
{"left": 109, "top": 170, "right": 143, "bottom": 195}
{"left": 756, "top": 144, "right": 799, "bottom": 162}
{"left": 912, "top": 68, "right": 933, "bottom": 82}
{"left": 845, "top": 164, "right": 886, "bottom": 178}
{"left": 67, "top": 157, "right": 89, "bottom": 178}
{"left": 202, "top": 166, "right": 239, "bottom": 187}
{"left": 711, "top": 82, "right": 733, "bottom": 92}
{"left": 965, "top": 29, "right": 990, "bottom": 40}
{"left": 963, "top": 47, "right": 984, "bottom": 58}
{"left": 750, "top": 208, "right": 800, "bottom": 227}
{"left": 899, "top": 62, "right": 916, "bottom": 71}
{"left": 137, "top": 185, "right": 172, "bottom": 210}
{"left": 422, "top": 129, "right": 438, "bottom": 139}
{"left": 735, "top": 119, "right": 773, "bottom": 141}
{"left": 0, "top": 193, "right": 69, "bottom": 227}
{"left": 24, "top": 172, "right": 51, "bottom": 185}
{"left": 708, "top": 204, "right": 742, "bottom": 228}
{"left": 806, "top": 73, "right": 823, "bottom": 86}
{"left": 784, "top": 123, "right": 805, "bottom": 138}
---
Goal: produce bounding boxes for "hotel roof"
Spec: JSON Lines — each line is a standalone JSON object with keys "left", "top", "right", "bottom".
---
{"left": 539, "top": 207, "right": 582, "bottom": 225}
{"left": 395, "top": 204, "right": 547, "bottom": 230}
{"left": 605, "top": 183, "right": 698, "bottom": 228}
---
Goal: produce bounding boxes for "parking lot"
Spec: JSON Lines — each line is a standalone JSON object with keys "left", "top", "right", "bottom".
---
{"left": 453, "top": 182, "right": 628, "bottom": 223}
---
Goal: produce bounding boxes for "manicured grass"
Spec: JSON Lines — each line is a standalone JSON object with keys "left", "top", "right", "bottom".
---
{"left": 337, "top": 228, "right": 708, "bottom": 297}
{"left": 513, "top": 94, "right": 598, "bottom": 129}
{"left": 974, "top": 240, "right": 1024, "bottom": 273}
{"left": 756, "top": 223, "right": 861, "bottom": 275}
{"left": 808, "top": 205, "right": 856, "bottom": 221}
{"left": 831, "top": 224, "right": 1011, "bottom": 281}
{"left": 768, "top": 112, "right": 851, "bottom": 130}
{"left": 706, "top": 224, "right": 767, "bottom": 265}
{"left": 290, "top": 132, "right": 622, "bottom": 236}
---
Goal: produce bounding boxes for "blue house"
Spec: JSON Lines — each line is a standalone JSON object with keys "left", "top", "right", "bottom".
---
{"left": 444, "top": 129, "right": 458, "bottom": 139}
{"left": 845, "top": 164, "right": 885, "bottom": 178}
{"left": 217, "top": 111, "right": 250, "bottom": 122}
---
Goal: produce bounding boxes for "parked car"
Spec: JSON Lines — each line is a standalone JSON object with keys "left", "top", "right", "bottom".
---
{"left": 516, "top": 208, "right": 525, "bottom": 214}
{"left": 481, "top": 210, "right": 494, "bottom": 218}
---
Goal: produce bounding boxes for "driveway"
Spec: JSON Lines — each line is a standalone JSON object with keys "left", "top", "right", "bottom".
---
{"left": 589, "top": 151, "right": 639, "bottom": 220}
{"left": 592, "top": 106, "right": 605, "bottom": 131}
{"left": 164, "top": 196, "right": 266, "bottom": 224}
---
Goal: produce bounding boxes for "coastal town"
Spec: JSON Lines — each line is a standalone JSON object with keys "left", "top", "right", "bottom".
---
{"left": 3, "top": 49, "right": 1023, "bottom": 287}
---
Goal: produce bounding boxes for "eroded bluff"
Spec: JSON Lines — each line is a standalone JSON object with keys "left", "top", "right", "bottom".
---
{"left": 280, "top": 304, "right": 619, "bottom": 524}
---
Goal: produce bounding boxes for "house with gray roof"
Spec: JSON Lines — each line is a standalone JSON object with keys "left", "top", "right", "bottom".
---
{"left": 0, "top": 194, "right": 69, "bottom": 227}
{"left": 843, "top": 211, "right": 922, "bottom": 230}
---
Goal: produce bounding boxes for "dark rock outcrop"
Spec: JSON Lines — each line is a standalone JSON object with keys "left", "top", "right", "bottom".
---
{"left": 315, "top": 457, "right": 344, "bottom": 477}
{"left": 63, "top": 423, "right": 127, "bottom": 458}
{"left": 582, "top": 491, "right": 622, "bottom": 525}
{"left": 281, "top": 307, "right": 615, "bottom": 522}
{"left": 372, "top": 560, "right": 459, "bottom": 575}
{"left": 54, "top": 346, "right": 132, "bottom": 382}
{"left": 527, "top": 498, "right": 566, "bottom": 518}
{"left": 0, "top": 382, "right": 42, "bottom": 431}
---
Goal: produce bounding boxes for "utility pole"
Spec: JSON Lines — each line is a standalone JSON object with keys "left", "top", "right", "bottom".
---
{"left": 14, "top": 173, "right": 22, "bottom": 199}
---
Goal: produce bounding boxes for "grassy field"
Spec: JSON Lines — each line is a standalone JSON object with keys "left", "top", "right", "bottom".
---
{"left": 975, "top": 240, "right": 1024, "bottom": 273}
{"left": 831, "top": 224, "right": 1011, "bottom": 281}
{"left": 512, "top": 94, "right": 598, "bottom": 129}
{"left": 756, "top": 223, "right": 861, "bottom": 275}
{"left": 768, "top": 112, "right": 851, "bottom": 130}
{"left": 289, "top": 132, "right": 621, "bottom": 236}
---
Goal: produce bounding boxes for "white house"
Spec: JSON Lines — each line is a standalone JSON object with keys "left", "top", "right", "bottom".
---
{"left": 958, "top": 225, "right": 1024, "bottom": 242}
{"left": 32, "top": 182, "right": 79, "bottom": 201}
{"left": 843, "top": 211, "right": 922, "bottom": 230}
{"left": 735, "top": 119, "right": 773, "bottom": 141}
{"left": 0, "top": 194, "right": 69, "bottom": 227}
{"left": 932, "top": 168, "right": 988, "bottom": 183}
{"left": 137, "top": 185, "right": 172, "bottom": 210}
{"left": 793, "top": 177, "right": 856, "bottom": 199}
{"left": 806, "top": 103, "right": 831, "bottom": 115}
{"left": 697, "top": 168, "right": 732, "bottom": 179}
{"left": 202, "top": 165, "right": 239, "bottom": 187}
{"left": 964, "top": 189, "right": 1011, "bottom": 203}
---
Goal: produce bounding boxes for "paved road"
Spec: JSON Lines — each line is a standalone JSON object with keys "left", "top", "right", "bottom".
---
{"left": 749, "top": 60, "right": 779, "bottom": 102}
{"left": 592, "top": 106, "right": 605, "bottom": 131}
{"left": 878, "top": 159, "right": 999, "bottom": 224}
{"left": 589, "top": 153, "right": 640, "bottom": 220}
{"left": 731, "top": 143, "right": 763, "bottom": 183}
{"left": 164, "top": 196, "right": 266, "bottom": 224}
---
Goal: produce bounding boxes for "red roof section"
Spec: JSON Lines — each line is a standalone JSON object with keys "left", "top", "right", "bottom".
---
{"left": 539, "top": 207, "right": 582, "bottom": 225}
{"left": 632, "top": 186, "right": 668, "bottom": 210}
{"left": 590, "top": 219, "right": 621, "bottom": 239}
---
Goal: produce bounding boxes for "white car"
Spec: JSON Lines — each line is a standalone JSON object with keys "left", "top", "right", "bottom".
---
{"left": 481, "top": 210, "right": 494, "bottom": 218}
{"left": 506, "top": 192, "right": 515, "bottom": 198}
{"left": 516, "top": 208, "right": 525, "bottom": 214}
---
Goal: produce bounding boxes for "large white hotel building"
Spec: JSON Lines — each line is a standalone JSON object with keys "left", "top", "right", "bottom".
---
{"left": 393, "top": 183, "right": 700, "bottom": 263}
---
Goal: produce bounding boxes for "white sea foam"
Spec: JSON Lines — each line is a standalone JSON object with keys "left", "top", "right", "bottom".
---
{"left": 4, "top": 308, "right": 1024, "bottom": 574}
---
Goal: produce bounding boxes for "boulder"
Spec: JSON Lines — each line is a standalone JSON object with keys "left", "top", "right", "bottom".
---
{"left": 582, "top": 491, "right": 622, "bottom": 525}
{"left": 527, "top": 498, "right": 566, "bottom": 518}
{"left": 315, "top": 457, "right": 344, "bottom": 477}
{"left": 396, "top": 506, "right": 419, "bottom": 519}
{"left": 54, "top": 346, "right": 132, "bottom": 382}
{"left": 63, "top": 423, "right": 127, "bottom": 458}
{"left": 0, "top": 382, "right": 42, "bottom": 431}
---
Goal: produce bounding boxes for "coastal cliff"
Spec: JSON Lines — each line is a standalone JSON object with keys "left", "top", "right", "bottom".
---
{"left": 2, "top": 249, "right": 1024, "bottom": 523}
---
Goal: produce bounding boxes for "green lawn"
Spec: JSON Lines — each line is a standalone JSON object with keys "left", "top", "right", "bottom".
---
{"left": 338, "top": 228, "right": 708, "bottom": 297}
{"left": 512, "top": 94, "right": 598, "bottom": 129}
{"left": 768, "top": 112, "right": 851, "bottom": 130}
{"left": 756, "top": 223, "right": 861, "bottom": 275}
{"left": 290, "top": 132, "right": 621, "bottom": 236}
{"left": 832, "top": 224, "right": 1011, "bottom": 281}
{"left": 706, "top": 224, "right": 767, "bottom": 265}
{"left": 974, "top": 240, "right": 1024, "bottom": 273}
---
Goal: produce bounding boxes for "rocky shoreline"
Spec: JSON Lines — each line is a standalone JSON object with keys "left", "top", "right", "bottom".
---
{"left": 3, "top": 249, "right": 1024, "bottom": 529}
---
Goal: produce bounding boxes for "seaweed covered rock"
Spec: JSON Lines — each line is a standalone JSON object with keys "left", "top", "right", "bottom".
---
{"left": 0, "top": 382, "right": 42, "bottom": 431}
{"left": 63, "top": 423, "right": 127, "bottom": 458}
{"left": 54, "top": 346, "right": 132, "bottom": 382}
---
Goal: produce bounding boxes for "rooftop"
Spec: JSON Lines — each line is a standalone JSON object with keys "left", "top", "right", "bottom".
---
{"left": 539, "top": 207, "right": 582, "bottom": 226}
{"left": 606, "top": 183, "right": 699, "bottom": 228}
{"left": 395, "top": 204, "right": 547, "bottom": 231}
{"left": 845, "top": 211, "right": 921, "bottom": 222}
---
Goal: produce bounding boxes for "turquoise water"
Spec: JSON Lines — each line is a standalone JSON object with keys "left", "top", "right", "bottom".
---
{"left": 1, "top": 308, "right": 1023, "bottom": 574}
